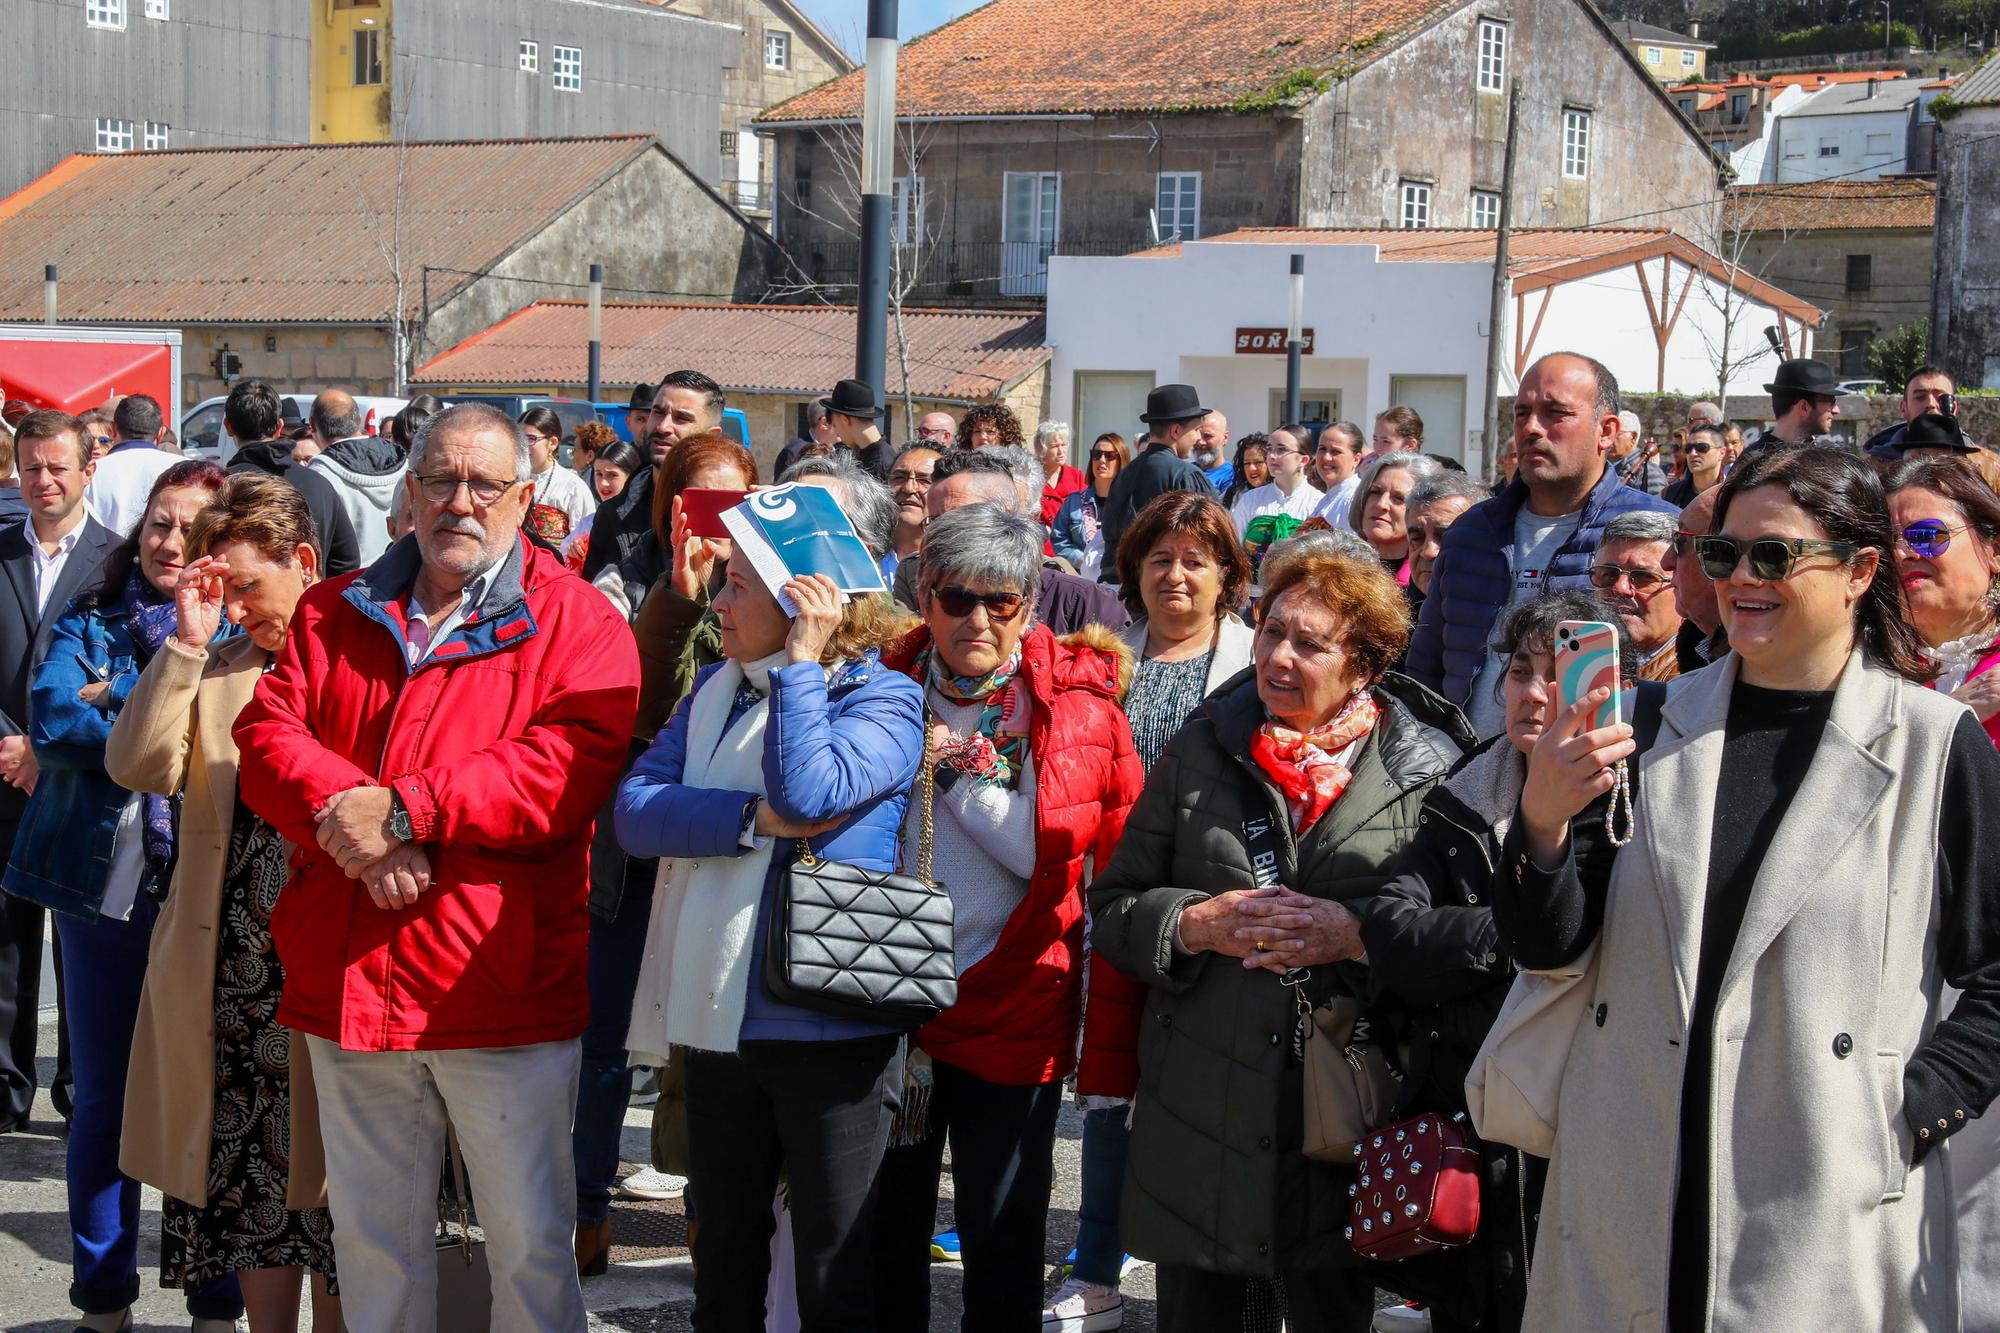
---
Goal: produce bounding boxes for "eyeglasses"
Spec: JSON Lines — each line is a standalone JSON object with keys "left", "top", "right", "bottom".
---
{"left": 1263, "top": 446, "right": 1300, "bottom": 458}
{"left": 1687, "top": 443, "right": 1715, "bottom": 456}
{"left": 1089, "top": 450, "right": 1121, "bottom": 462}
{"left": 1588, "top": 563, "right": 1670, "bottom": 592}
{"left": 1673, "top": 528, "right": 1701, "bottom": 553}
{"left": 413, "top": 472, "right": 521, "bottom": 506}
{"left": 929, "top": 585, "right": 1025, "bottom": 621}
{"left": 1694, "top": 535, "right": 1861, "bottom": 581}
{"left": 91, "top": 434, "right": 112, "bottom": 446}
{"left": 1898, "top": 519, "right": 1969, "bottom": 559}
{"left": 523, "top": 432, "right": 555, "bottom": 445}
{"left": 888, "top": 469, "right": 934, "bottom": 486}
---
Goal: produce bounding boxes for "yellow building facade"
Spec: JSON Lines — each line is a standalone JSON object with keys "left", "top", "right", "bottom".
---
{"left": 310, "top": 0, "right": 394, "bottom": 142}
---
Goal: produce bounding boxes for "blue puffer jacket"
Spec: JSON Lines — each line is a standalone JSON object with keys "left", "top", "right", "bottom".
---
{"left": 617, "top": 649, "right": 925, "bottom": 1042}
{"left": 3, "top": 595, "right": 149, "bottom": 918}
{"left": 1406, "top": 466, "right": 1679, "bottom": 705}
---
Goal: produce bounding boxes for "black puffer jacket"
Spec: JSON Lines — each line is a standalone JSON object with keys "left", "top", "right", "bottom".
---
{"left": 1087, "top": 669, "right": 1470, "bottom": 1278}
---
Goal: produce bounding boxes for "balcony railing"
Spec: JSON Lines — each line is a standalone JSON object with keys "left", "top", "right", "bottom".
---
{"left": 723, "top": 180, "right": 774, "bottom": 213}
{"left": 776, "top": 237, "right": 1156, "bottom": 303}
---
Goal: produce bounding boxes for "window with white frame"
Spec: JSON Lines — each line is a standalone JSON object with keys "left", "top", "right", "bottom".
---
{"left": 95, "top": 118, "right": 135, "bottom": 152}
{"left": 143, "top": 121, "right": 169, "bottom": 150}
{"left": 1819, "top": 137, "right": 1840, "bottom": 157}
{"left": 519, "top": 40, "right": 538, "bottom": 72}
{"left": 1865, "top": 132, "right": 1893, "bottom": 154}
{"left": 1477, "top": 19, "right": 1506, "bottom": 93}
{"left": 1645, "top": 45, "right": 1661, "bottom": 63}
{"left": 553, "top": 44, "right": 582, "bottom": 92}
{"left": 144, "top": 0, "right": 168, "bottom": 17}
{"left": 1401, "top": 180, "right": 1432, "bottom": 229}
{"left": 1471, "top": 189, "right": 1500, "bottom": 227}
{"left": 353, "top": 27, "right": 383, "bottom": 86}
{"left": 1562, "top": 107, "right": 1591, "bottom": 179}
{"left": 1681, "top": 48, "right": 1697, "bottom": 68}
{"left": 1156, "top": 172, "right": 1201, "bottom": 241}
{"left": 87, "top": 0, "right": 125, "bottom": 29}
{"left": 765, "top": 29, "right": 791, "bottom": 69}
{"left": 892, "top": 175, "right": 926, "bottom": 244}
{"left": 1782, "top": 138, "right": 1804, "bottom": 159}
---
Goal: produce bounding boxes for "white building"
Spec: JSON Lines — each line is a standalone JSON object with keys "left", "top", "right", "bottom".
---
{"left": 1771, "top": 77, "right": 1928, "bottom": 182}
{"left": 1046, "top": 228, "right": 1820, "bottom": 473}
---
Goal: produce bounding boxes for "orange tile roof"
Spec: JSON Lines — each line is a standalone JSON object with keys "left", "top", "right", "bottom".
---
{"left": 0, "top": 136, "right": 658, "bottom": 324}
{"left": 1765, "top": 69, "right": 1909, "bottom": 92}
{"left": 756, "top": 0, "right": 1460, "bottom": 121}
{"left": 1165, "top": 226, "right": 1823, "bottom": 322}
{"left": 411, "top": 301, "right": 1049, "bottom": 403}
{"left": 1725, "top": 179, "right": 1937, "bottom": 232}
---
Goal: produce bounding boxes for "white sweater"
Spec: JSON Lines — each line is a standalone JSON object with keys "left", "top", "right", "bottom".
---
{"left": 916, "top": 690, "right": 1037, "bottom": 977}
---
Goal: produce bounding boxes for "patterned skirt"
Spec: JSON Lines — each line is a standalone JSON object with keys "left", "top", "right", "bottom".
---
{"left": 161, "top": 799, "right": 337, "bottom": 1289}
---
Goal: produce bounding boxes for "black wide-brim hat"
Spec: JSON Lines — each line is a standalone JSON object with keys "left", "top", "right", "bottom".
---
{"left": 1902, "top": 411, "right": 1975, "bottom": 453}
{"left": 1140, "top": 383, "right": 1209, "bottom": 423}
{"left": 826, "top": 378, "right": 885, "bottom": 420}
{"left": 1763, "top": 358, "right": 1841, "bottom": 397}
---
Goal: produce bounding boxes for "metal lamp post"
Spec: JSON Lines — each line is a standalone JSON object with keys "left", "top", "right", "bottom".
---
{"left": 587, "top": 262, "right": 603, "bottom": 405}
{"left": 1284, "top": 254, "right": 1305, "bottom": 424}
{"left": 854, "top": 0, "right": 899, "bottom": 412}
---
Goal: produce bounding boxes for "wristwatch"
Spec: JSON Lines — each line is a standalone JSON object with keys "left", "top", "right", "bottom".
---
{"left": 389, "top": 790, "right": 416, "bottom": 844}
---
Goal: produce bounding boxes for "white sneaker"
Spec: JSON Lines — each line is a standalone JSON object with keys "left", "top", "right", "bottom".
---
{"left": 1043, "top": 1277, "right": 1122, "bottom": 1331}
{"left": 630, "top": 1071, "right": 660, "bottom": 1106}
{"left": 613, "top": 1167, "right": 686, "bottom": 1200}
{"left": 1372, "top": 1304, "right": 1432, "bottom": 1331}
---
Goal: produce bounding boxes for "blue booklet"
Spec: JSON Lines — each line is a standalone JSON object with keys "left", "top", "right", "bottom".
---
{"left": 722, "top": 483, "right": 889, "bottom": 612}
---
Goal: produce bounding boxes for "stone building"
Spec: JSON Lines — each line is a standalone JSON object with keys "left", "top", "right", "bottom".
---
{"left": 1727, "top": 179, "right": 1936, "bottom": 377}
{"left": 1932, "top": 53, "right": 2000, "bottom": 390}
{"left": 753, "top": 0, "right": 1729, "bottom": 307}
{"left": 410, "top": 300, "right": 1050, "bottom": 475}
{"left": 652, "top": 0, "right": 854, "bottom": 217}
{"left": 0, "top": 0, "right": 737, "bottom": 199}
{"left": 0, "top": 136, "right": 781, "bottom": 410}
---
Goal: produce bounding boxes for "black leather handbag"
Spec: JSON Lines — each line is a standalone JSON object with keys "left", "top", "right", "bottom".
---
{"left": 763, "top": 758, "right": 957, "bottom": 1027}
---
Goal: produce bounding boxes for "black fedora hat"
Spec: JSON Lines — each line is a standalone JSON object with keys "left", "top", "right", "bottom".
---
{"left": 1763, "top": 358, "right": 1841, "bottom": 397}
{"left": 1139, "top": 383, "right": 1209, "bottom": 424}
{"left": 1902, "top": 411, "right": 1976, "bottom": 453}
{"left": 627, "top": 382, "right": 655, "bottom": 410}
{"left": 826, "top": 378, "right": 885, "bottom": 420}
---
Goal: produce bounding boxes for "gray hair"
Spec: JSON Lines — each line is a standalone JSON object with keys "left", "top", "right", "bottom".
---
{"left": 1034, "top": 420, "right": 1071, "bottom": 450}
{"left": 918, "top": 503, "right": 1042, "bottom": 614}
{"left": 409, "top": 402, "right": 530, "bottom": 480}
{"left": 1687, "top": 400, "right": 1724, "bottom": 426}
{"left": 1616, "top": 410, "right": 1641, "bottom": 436}
{"left": 779, "top": 451, "right": 897, "bottom": 557}
{"left": 1407, "top": 469, "right": 1488, "bottom": 519}
{"left": 1601, "top": 509, "right": 1679, "bottom": 547}
{"left": 1262, "top": 527, "right": 1378, "bottom": 588}
{"left": 987, "top": 444, "right": 1044, "bottom": 504}
{"left": 1347, "top": 449, "right": 1443, "bottom": 531}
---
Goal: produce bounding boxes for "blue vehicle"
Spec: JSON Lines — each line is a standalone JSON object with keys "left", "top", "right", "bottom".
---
{"left": 592, "top": 400, "right": 751, "bottom": 453}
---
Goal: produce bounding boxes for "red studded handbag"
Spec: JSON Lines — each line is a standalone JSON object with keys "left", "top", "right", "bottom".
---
{"left": 1345, "top": 1111, "right": 1482, "bottom": 1262}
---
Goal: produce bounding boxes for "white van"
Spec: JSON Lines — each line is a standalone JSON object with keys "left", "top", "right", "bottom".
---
{"left": 180, "top": 392, "right": 409, "bottom": 462}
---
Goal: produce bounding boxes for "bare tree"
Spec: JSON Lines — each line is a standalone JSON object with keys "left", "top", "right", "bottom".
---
{"left": 365, "top": 59, "right": 422, "bottom": 395}
{"left": 769, "top": 102, "right": 943, "bottom": 440}
{"left": 1687, "top": 182, "right": 1840, "bottom": 409}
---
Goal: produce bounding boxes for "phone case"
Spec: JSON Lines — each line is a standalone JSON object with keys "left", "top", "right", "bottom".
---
{"left": 1555, "top": 621, "right": 1622, "bottom": 732}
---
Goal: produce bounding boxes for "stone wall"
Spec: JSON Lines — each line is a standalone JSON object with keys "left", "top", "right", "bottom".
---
{"left": 1932, "top": 105, "right": 2000, "bottom": 390}
{"left": 1736, "top": 226, "right": 1933, "bottom": 375}
{"left": 177, "top": 324, "right": 396, "bottom": 414}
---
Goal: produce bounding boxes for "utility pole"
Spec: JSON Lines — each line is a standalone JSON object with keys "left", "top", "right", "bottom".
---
{"left": 1480, "top": 79, "right": 1522, "bottom": 483}
{"left": 587, "top": 262, "right": 603, "bottom": 405}
{"left": 43, "top": 265, "right": 56, "bottom": 325}
{"left": 1284, "top": 254, "right": 1305, "bottom": 424}
{"left": 854, "top": 0, "right": 899, "bottom": 410}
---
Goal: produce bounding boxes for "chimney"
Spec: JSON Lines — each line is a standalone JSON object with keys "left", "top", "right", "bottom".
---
{"left": 1689, "top": 19, "right": 1701, "bottom": 39}
{"left": 1867, "top": 76, "right": 1878, "bottom": 97}
{"left": 1940, "top": 66, "right": 1950, "bottom": 79}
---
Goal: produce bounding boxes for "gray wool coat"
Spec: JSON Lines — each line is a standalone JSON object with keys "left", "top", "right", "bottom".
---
{"left": 1518, "top": 651, "right": 1998, "bottom": 1332}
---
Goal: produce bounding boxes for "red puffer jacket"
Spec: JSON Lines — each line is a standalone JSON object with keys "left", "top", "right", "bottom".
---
{"left": 234, "top": 534, "right": 639, "bottom": 1053}
{"left": 884, "top": 621, "right": 1143, "bottom": 1086}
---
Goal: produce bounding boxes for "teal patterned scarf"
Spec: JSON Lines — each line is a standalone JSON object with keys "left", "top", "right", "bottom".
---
{"left": 918, "top": 645, "right": 1031, "bottom": 790}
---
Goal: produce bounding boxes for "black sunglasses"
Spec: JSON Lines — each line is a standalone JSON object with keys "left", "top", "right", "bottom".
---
{"left": 1694, "top": 535, "right": 1861, "bottom": 581}
{"left": 1089, "top": 449, "right": 1121, "bottom": 461}
{"left": 1588, "top": 563, "right": 1669, "bottom": 591}
{"left": 929, "top": 585, "right": 1025, "bottom": 621}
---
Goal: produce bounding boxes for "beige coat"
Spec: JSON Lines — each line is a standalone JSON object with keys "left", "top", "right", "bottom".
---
{"left": 1528, "top": 651, "right": 1969, "bottom": 1331}
{"left": 1117, "top": 614, "right": 1255, "bottom": 695}
{"left": 106, "top": 634, "right": 327, "bottom": 1210}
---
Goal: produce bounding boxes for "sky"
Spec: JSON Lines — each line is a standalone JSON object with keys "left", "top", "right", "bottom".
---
{"left": 789, "top": 0, "right": 986, "bottom": 56}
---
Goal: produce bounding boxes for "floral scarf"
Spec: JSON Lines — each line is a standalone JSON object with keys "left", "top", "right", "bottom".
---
{"left": 919, "top": 645, "right": 1031, "bottom": 790}
{"left": 1250, "top": 689, "right": 1381, "bottom": 834}
{"left": 121, "top": 569, "right": 183, "bottom": 875}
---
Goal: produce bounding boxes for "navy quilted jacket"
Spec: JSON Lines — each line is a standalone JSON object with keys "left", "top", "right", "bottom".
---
{"left": 1406, "top": 466, "right": 1679, "bottom": 705}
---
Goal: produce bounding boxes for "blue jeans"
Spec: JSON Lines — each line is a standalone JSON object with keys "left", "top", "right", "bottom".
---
{"left": 1072, "top": 1104, "right": 1133, "bottom": 1288}
{"left": 57, "top": 900, "right": 241, "bottom": 1318}
{"left": 571, "top": 863, "right": 656, "bottom": 1226}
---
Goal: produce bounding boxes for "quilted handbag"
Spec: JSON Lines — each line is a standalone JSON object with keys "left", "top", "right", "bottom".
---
{"left": 763, "top": 759, "right": 957, "bottom": 1027}
{"left": 1345, "top": 1111, "right": 1482, "bottom": 1262}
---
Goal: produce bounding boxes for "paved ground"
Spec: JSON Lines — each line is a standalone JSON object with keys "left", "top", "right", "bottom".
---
{"left": 0, "top": 938, "right": 1169, "bottom": 1331}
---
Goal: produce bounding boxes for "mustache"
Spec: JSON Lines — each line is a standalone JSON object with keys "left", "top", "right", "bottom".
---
{"left": 432, "top": 516, "right": 487, "bottom": 538}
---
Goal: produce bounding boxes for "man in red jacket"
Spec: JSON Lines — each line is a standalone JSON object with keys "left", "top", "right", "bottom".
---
{"left": 234, "top": 402, "right": 639, "bottom": 1333}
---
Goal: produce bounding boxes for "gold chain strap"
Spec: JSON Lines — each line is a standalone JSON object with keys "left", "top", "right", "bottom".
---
{"left": 794, "top": 718, "right": 939, "bottom": 884}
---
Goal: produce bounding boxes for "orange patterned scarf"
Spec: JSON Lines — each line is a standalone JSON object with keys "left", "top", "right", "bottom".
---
{"left": 1250, "top": 691, "right": 1381, "bottom": 834}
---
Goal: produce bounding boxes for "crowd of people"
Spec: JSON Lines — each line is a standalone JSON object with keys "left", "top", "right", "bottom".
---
{"left": 0, "top": 348, "right": 1995, "bottom": 1333}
